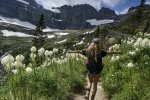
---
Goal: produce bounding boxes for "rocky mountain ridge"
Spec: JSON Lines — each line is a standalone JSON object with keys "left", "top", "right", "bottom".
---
{"left": 0, "top": 0, "right": 118, "bottom": 30}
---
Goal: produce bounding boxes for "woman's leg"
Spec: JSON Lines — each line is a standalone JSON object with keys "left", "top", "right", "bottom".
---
{"left": 85, "top": 73, "right": 94, "bottom": 99}
{"left": 87, "top": 73, "right": 94, "bottom": 89}
{"left": 91, "top": 74, "right": 100, "bottom": 99}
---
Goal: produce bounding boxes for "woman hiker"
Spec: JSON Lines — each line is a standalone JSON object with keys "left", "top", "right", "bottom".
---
{"left": 68, "top": 38, "right": 122, "bottom": 100}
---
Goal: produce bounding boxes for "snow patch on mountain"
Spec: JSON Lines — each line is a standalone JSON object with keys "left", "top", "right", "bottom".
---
{"left": 76, "top": 40, "right": 84, "bottom": 45}
{"left": 47, "top": 35, "right": 55, "bottom": 38}
{"left": 0, "top": 16, "right": 36, "bottom": 29}
{"left": 16, "top": 0, "right": 29, "bottom": 5}
{"left": 1, "top": 30, "right": 34, "bottom": 37}
{"left": 86, "top": 19, "right": 114, "bottom": 25}
{"left": 55, "top": 32, "right": 70, "bottom": 35}
{"left": 57, "top": 39, "right": 67, "bottom": 43}
{"left": 43, "top": 27, "right": 61, "bottom": 32}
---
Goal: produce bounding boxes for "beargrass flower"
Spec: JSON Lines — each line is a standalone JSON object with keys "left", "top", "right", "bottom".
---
{"left": 30, "top": 53, "right": 36, "bottom": 60}
{"left": 48, "top": 51, "right": 53, "bottom": 56}
{"left": 129, "top": 51, "right": 136, "bottom": 56}
{"left": 44, "top": 50, "right": 49, "bottom": 56}
{"left": 12, "top": 69, "right": 18, "bottom": 74}
{"left": 38, "top": 48, "right": 45, "bottom": 56}
{"left": 16, "top": 54, "right": 24, "bottom": 62}
{"left": 134, "top": 38, "right": 143, "bottom": 47}
{"left": 61, "top": 56, "right": 64, "bottom": 59}
{"left": 116, "top": 56, "right": 120, "bottom": 61}
{"left": 142, "top": 38, "right": 149, "bottom": 47}
{"left": 145, "top": 62, "right": 148, "bottom": 65}
{"left": 110, "top": 55, "right": 116, "bottom": 62}
{"left": 53, "top": 48, "right": 58, "bottom": 53}
{"left": 135, "top": 48, "right": 140, "bottom": 52}
{"left": 45, "top": 50, "right": 53, "bottom": 56}
{"left": 1, "top": 54, "right": 14, "bottom": 67}
{"left": 31, "top": 46, "right": 37, "bottom": 53}
{"left": 13, "top": 61, "right": 22, "bottom": 68}
{"left": 63, "top": 49, "right": 66, "bottom": 53}
{"left": 127, "top": 62, "right": 134, "bottom": 68}
{"left": 26, "top": 67, "right": 33, "bottom": 73}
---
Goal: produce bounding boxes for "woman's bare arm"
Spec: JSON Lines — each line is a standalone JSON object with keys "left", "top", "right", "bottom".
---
{"left": 107, "top": 51, "right": 123, "bottom": 55}
{"left": 67, "top": 50, "right": 82, "bottom": 54}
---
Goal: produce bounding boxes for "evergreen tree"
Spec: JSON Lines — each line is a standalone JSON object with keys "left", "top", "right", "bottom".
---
{"left": 32, "top": 14, "right": 46, "bottom": 48}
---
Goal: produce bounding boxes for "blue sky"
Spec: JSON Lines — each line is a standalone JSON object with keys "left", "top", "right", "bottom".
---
{"left": 103, "top": 0, "right": 141, "bottom": 14}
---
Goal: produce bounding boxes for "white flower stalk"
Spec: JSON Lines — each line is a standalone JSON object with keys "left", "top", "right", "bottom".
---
{"left": 28, "top": 63, "right": 32, "bottom": 67}
{"left": 31, "top": 46, "right": 37, "bottom": 53}
{"left": 129, "top": 51, "right": 136, "bottom": 56}
{"left": 127, "top": 62, "right": 134, "bottom": 68}
{"left": 110, "top": 55, "right": 116, "bottom": 62}
{"left": 61, "top": 56, "right": 64, "bottom": 59}
{"left": 12, "top": 69, "right": 18, "bottom": 74}
{"left": 142, "top": 38, "right": 149, "bottom": 47}
{"left": 52, "top": 58, "right": 56, "bottom": 62}
{"left": 112, "top": 44, "right": 120, "bottom": 51}
{"left": 145, "top": 62, "right": 148, "bottom": 65}
{"left": 16, "top": 54, "right": 24, "bottom": 62}
{"left": 56, "top": 60, "right": 61, "bottom": 64}
{"left": 45, "top": 50, "right": 49, "bottom": 56}
{"left": 123, "top": 39, "right": 126, "bottom": 44}
{"left": 115, "top": 56, "right": 120, "bottom": 61}
{"left": 38, "top": 48, "right": 45, "bottom": 56}
{"left": 63, "top": 49, "right": 66, "bottom": 53}
{"left": 1, "top": 54, "right": 14, "bottom": 68}
{"left": 53, "top": 48, "right": 58, "bottom": 53}
{"left": 135, "top": 48, "right": 140, "bottom": 52}
{"left": 30, "top": 53, "right": 36, "bottom": 60}
{"left": 26, "top": 67, "right": 33, "bottom": 73}
{"left": 13, "top": 61, "right": 22, "bottom": 68}
{"left": 48, "top": 51, "right": 53, "bottom": 56}
{"left": 134, "top": 38, "right": 143, "bottom": 47}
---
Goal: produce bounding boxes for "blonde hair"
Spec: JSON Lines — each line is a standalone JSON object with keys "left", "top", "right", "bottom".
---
{"left": 86, "top": 43, "right": 100, "bottom": 58}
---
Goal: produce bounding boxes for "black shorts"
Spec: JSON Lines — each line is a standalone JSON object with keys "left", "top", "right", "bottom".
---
{"left": 86, "top": 64, "right": 104, "bottom": 74}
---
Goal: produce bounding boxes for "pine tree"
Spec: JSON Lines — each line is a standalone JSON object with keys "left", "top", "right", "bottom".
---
{"left": 32, "top": 14, "right": 46, "bottom": 48}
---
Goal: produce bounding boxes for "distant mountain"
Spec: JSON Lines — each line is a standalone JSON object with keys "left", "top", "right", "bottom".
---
{"left": 0, "top": 0, "right": 118, "bottom": 30}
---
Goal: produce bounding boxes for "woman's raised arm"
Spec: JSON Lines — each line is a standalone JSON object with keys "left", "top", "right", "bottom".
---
{"left": 67, "top": 50, "right": 82, "bottom": 54}
{"left": 107, "top": 51, "right": 123, "bottom": 55}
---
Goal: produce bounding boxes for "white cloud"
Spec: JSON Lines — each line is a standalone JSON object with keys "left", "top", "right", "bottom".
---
{"left": 35, "top": 0, "right": 125, "bottom": 12}
{"left": 146, "top": 0, "right": 150, "bottom": 5}
{"left": 102, "top": 0, "right": 125, "bottom": 7}
{"left": 115, "top": 7, "right": 129, "bottom": 15}
{"left": 119, "top": 7, "right": 129, "bottom": 14}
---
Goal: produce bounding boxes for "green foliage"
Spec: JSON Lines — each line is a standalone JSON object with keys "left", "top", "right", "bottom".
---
{"left": 102, "top": 36, "right": 150, "bottom": 100}
{"left": 0, "top": 51, "right": 86, "bottom": 100}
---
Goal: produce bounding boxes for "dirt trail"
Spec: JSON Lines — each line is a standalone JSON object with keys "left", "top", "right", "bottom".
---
{"left": 74, "top": 82, "right": 108, "bottom": 100}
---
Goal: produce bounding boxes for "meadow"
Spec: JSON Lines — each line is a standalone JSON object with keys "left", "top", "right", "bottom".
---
{"left": 0, "top": 32, "right": 150, "bottom": 100}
